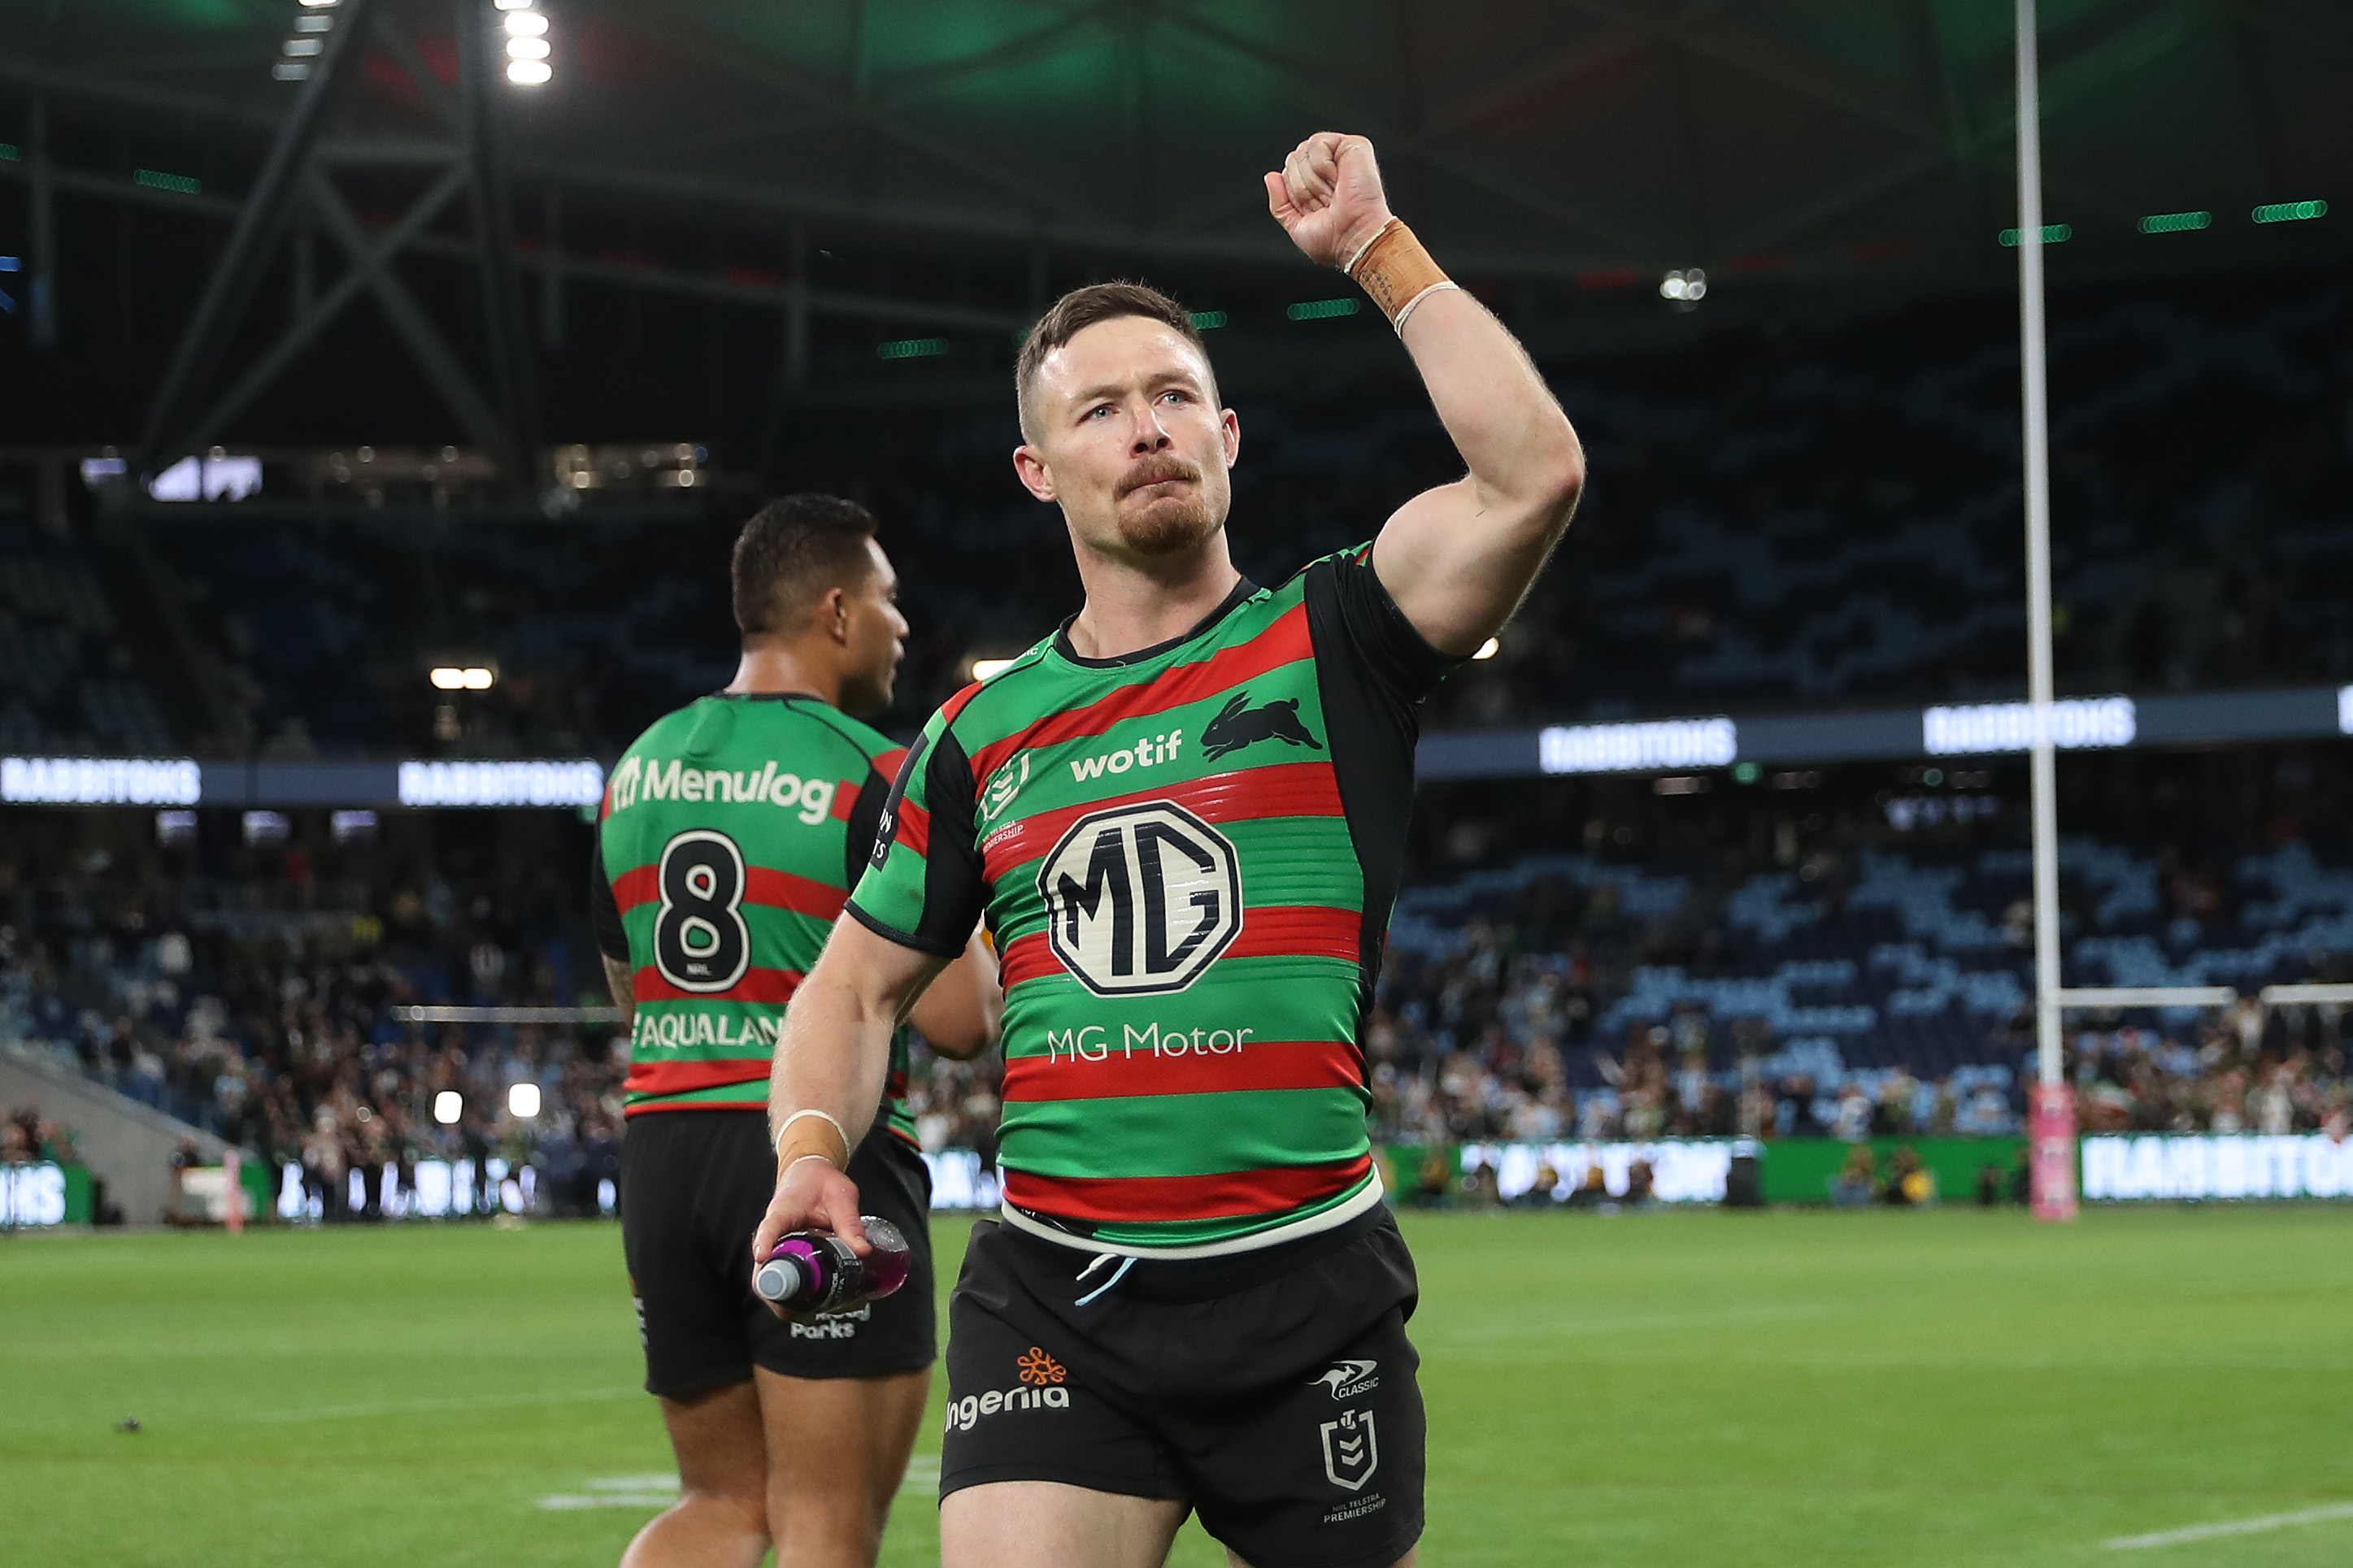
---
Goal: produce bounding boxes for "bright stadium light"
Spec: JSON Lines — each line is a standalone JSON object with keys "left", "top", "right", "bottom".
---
{"left": 970, "top": 658, "right": 1015, "bottom": 681}
{"left": 433, "top": 1091, "right": 463, "bottom": 1125}
{"left": 1659, "top": 268, "right": 1707, "bottom": 305}
{"left": 1472, "top": 637, "right": 1500, "bottom": 661}
{"left": 507, "top": 59, "right": 552, "bottom": 85}
{"left": 507, "top": 1083, "right": 541, "bottom": 1118}
{"left": 429, "top": 667, "right": 494, "bottom": 690}
{"left": 507, "top": 35, "right": 549, "bottom": 59}
{"left": 503, "top": 9, "right": 548, "bottom": 33}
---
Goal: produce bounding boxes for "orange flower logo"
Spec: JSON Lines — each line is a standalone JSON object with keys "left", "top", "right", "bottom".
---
{"left": 1017, "top": 1347, "right": 1067, "bottom": 1386}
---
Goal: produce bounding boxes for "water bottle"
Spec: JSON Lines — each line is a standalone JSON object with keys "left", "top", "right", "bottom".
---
{"left": 755, "top": 1217, "right": 911, "bottom": 1314}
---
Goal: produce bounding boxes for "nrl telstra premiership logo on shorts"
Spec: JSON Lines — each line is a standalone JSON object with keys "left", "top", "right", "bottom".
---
{"left": 1320, "top": 1409, "right": 1379, "bottom": 1491}
{"left": 1311, "top": 1358, "right": 1380, "bottom": 1400}
{"left": 1037, "top": 801, "right": 1242, "bottom": 997}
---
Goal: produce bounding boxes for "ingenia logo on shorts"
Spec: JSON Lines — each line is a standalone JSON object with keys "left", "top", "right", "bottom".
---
{"left": 945, "top": 1346, "right": 1070, "bottom": 1433}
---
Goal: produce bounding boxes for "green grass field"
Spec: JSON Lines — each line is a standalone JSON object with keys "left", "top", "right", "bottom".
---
{"left": 4, "top": 1207, "right": 2349, "bottom": 1566}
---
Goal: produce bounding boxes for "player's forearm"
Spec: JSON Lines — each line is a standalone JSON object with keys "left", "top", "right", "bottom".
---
{"left": 768, "top": 965, "right": 894, "bottom": 1154}
{"left": 1398, "top": 284, "right": 1585, "bottom": 528}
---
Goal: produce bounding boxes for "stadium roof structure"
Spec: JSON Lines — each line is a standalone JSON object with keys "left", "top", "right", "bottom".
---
{"left": 2, "top": 0, "right": 2350, "bottom": 453}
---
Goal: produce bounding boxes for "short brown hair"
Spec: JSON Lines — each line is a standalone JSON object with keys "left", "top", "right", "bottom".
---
{"left": 1015, "top": 281, "right": 1213, "bottom": 441}
{"left": 731, "top": 494, "right": 878, "bottom": 639}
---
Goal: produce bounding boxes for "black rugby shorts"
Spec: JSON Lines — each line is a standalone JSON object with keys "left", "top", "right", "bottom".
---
{"left": 940, "top": 1209, "right": 1424, "bottom": 1568}
{"left": 620, "top": 1110, "right": 935, "bottom": 1396}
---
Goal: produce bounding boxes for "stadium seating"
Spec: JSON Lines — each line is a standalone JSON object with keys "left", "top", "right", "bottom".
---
{"left": 11, "top": 271, "right": 2339, "bottom": 754}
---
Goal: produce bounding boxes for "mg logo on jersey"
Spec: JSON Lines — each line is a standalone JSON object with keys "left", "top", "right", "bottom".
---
{"left": 1320, "top": 1409, "right": 1379, "bottom": 1491}
{"left": 1037, "top": 801, "right": 1242, "bottom": 997}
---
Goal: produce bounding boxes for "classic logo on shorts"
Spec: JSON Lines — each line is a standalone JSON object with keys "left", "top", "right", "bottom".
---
{"left": 1037, "top": 801, "right": 1242, "bottom": 997}
{"left": 1311, "top": 1358, "right": 1379, "bottom": 1400}
{"left": 1320, "top": 1409, "right": 1379, "bottom": 1491}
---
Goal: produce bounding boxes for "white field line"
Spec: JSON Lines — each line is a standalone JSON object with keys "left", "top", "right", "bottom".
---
{"left": 535, "top": 1458, "right": 939, "bottom": 1514}
{"left": 2105, "top": 1501, "right": 2353, "bottom": 1550}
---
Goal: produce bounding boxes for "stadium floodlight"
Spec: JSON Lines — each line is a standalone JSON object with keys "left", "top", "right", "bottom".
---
{"left": 429, "top": 667, "right": 494, "bottom": 690}
{"left": 970, "top": 658, "right": 1015, "bottom": 681}
{"left": 2251, "top": 199, "right": 2327, "bottom": 224}
{"left": 504, "top": 9, "right": 548, "bottom": 33}
{"left": 494, "top": 0, "right": 535, "bottom": 8}
{"left": 507, "top": 59, "right": 552, "bottom": 85}
{"left": 506, "top": 35, "right": 550, "bottom": 59}
{"left": 283, "top": 37, "right": 322, "bottom": 54}
{"left": 1472, "top": 637, "right": 1499, "bottom": 660}
{"left": 433, "top": 1091, "right": 463, "bottom": 1126}
{"left": 1659, "top": 268, "right": 1707, "bottom": 304}
{"left": 508, "top": 1083, "right": 541, "bottom": 1118}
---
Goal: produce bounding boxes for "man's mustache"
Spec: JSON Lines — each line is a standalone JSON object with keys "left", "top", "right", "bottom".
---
{"left": 1117, "top": 456, "right": 1203, "bottom": 497}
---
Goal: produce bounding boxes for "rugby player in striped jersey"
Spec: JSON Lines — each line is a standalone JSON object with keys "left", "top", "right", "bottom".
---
{"left": 593, "top": 495, "right": 1000, "bottom": 1568}
{"left": 756, "top": 133, "right": 1584, "bottom": 1568}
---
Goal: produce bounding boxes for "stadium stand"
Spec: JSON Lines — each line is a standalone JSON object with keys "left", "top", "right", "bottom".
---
{"left": 15, "top": 271, "right": 2342, "bottom": 755}
{"left": 1369, "top": 828, "right": 2353, "bottom": 1147}
{"left": 0, "top": 519, "right": 177, "bottom": 754}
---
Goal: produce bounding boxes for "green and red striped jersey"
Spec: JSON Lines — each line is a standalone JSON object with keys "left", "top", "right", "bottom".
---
{"left": 848, "top": 545, "right": 1456, "bottom": 1254}
{"left": 593, "top": 693, "right": 916, "bottom": 1143}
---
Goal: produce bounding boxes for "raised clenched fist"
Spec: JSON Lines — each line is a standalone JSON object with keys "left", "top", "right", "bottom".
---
{"left": 1264, "top": 132, "right": 1394, "bottom": 271}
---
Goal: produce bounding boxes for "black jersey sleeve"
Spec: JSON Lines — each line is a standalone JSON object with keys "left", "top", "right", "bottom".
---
{"left": 842, "top": 762, "right": 894, "bottom": 892}
{"left": 1321, "top": 542, "right": 1464, "bottom": 710}
{"left": 1303, "top": 545, "right": 1465, "bottom": 1031}
{"left": 589, "top": 836, "right": 629, "bottom": 964}
{"left": 846, "top": 716, "right": 988, "bottom": 958}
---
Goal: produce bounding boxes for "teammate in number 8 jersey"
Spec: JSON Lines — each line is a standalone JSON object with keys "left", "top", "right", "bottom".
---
{"left": 593, "top": 496, "right": 1000, "bottom": 1568}
{"left": 757, "top": 134, "right": 1585, "bottom": 1568}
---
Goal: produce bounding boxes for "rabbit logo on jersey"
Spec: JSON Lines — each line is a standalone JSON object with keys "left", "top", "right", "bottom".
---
{"left": 945, "top": 1347, "right": 1072, "bottom": 1433}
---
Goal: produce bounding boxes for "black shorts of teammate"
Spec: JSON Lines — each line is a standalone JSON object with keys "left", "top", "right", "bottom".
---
{"left": 940, "top": 1208, "right": 1424, "bottom": 1568}
{"left": 620, "top": 1110, "right": 935, "bottom": 1396}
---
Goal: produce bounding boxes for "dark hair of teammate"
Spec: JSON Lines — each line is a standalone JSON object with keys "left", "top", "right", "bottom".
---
{"left": 730, "top": 494, "right": 881, "bottom": 641}
{"left": 1014, "top": 281, "right": 1217, "bottom": 442}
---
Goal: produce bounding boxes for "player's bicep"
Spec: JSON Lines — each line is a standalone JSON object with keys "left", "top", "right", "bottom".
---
{"left": 1372, "top": 476, "right": 1563, "bottom": 658}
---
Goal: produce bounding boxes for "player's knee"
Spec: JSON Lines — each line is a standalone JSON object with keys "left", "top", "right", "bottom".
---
{"left": 682, "top": 1479, "right": 771, "bottom": 1540}
{"left": 766, "top": 1479, "right": 885, "bottom": 1567}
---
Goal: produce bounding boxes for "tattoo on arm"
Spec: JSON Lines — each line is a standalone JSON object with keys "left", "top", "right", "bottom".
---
{"left": 601, "top": 954, "right": 634, "bottom": 1027}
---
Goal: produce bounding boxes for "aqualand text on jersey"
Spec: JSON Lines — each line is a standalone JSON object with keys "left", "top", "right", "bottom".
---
{"left": 850, "top": 545, "right": 1457, "bottom": 1257}
{"left": 599, "top": 693, "right": 916, "bottom": 1142}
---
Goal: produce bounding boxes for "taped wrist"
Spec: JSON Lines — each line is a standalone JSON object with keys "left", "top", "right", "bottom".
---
{"left": 1344, "top": 219, "right": 1459, "bottom": 332}
{"left": 772, "top": 1107, "right": 850, "bottom": 1172}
